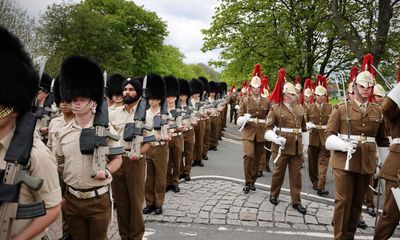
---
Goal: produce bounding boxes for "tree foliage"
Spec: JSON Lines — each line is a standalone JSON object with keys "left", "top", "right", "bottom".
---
{"left": 0, "top": 0, "right": 35, "bottom": 51}
{"left": 203, "top": 0, "right": 400, "bottom": 87}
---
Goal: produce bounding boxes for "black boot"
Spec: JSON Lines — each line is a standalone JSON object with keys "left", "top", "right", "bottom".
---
{"left": 198, "top": 160, "right": 204, "bottom": 167}
{"left": 192, "top": 160, "right": 198, "bottom": 167}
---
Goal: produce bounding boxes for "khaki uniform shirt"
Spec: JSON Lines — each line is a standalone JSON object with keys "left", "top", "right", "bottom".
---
{"left": 55, "top": 115, "right": 121, "bottom": 189}
{"left": 145, "top": 107, "right": 161, "bottom": 139}
{"left": 109, "top": 105, "right": 138, "bottom": 150}
{"left": 238, "top": 96, "right": 270, "bottom": 142}
{"left": 325, "top": 100, "right": 389, "bottom": 174}
{"left": 380, "top": 98, "right": 400, "bottom": 181}
{"left": 47, "top": 115, "right": 70, "bottom": 154}
{"left": 266, "top": 103, "right": 306, "bottom": 155}
{"left": 305, "top": 103, "right": 332, "bottom": 147}
{"left": 0, "top": 128, "right": 62, "bottom": 239}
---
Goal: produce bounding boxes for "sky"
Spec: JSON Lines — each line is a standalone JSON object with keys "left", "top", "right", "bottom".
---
{"left": 15, "top": 0, "right": 221, "bottom": 65}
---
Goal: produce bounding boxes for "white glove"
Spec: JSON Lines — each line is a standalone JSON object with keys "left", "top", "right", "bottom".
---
{"left": 264, "top": 130, "right": 286, "bottom": 146}
{"left": 306, "top": 122, "right": 316, "bottom": 131}
{"left": 237, "top": 113, "right": 251, "bottom": 127}
{"left": 244, "top": 113, "right": 251, "bottom": 120}
{"left": 302, "top": 132, "right": 309, "bottom": 148}
{"left": 325, "top": 135, "right": 357, "bottom": 152}
{"left": 388, "top": 82, "right": 400, "bottom": 108}
{"left": 234, "top": 105, "right": 239, "bottom": 110}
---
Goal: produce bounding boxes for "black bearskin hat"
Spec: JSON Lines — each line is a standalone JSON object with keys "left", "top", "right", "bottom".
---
{"left": 146, "top": 73, "right": 165, "bottom": 100}
{"left": 199, "top": 76, "right": 209, "bottom": 93}
{"left": 221, "top": 82, "right": 227, "bottom": 95}
{"left": 40, "top": 73, "right": 52, "bottom": 93}
{"left": 179, "top": 79, "right": 191, "bottom": 97}
{"left": 209, "top": 81, "right": 219, "bottom": 93}
{"left": 0, "top": 26, "right": 39, "bottom": 114}
{"left": 53, "top": 76, "right": 61, "bottom": 106}
{"left": 190, "top": 78, "right": 204, "bottom": 95}
{"left": 106, "top": 74, "right": 125, "bottom": 99}
{"left": 59, "top": 55, "right": 104, "bottom": 105}
{"left": 164, "top": 75, "right": 180, "bottom": 98}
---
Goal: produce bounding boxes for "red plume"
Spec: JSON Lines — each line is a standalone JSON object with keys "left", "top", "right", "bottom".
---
{"left": 295, "top": 75, "right": 300, "bottom": 85}
{"left": 268, "top": 68, "right": 286, "bottom": 104}
{"left": 252, "top": 63, "right": 262, "bottom": 77}
{"left": 314, "top": 74, "right": 323, "bottom": 88}
{"left": 349, "top": 66, "right": 359, "bottom": 83}
{"left": 361, "top": 53, "right": 375, "bottom": 78}
{"left": 398, "top": 60, "right": 400, "bottom": 83}
{"left": 230, "top": 85, "right": 236, "bottom": 93}
{"left": 262, "top": 75, "right": 270, "bottom": 94}
{"left": 300, "top": 78, "right": 314, "bottom": 104}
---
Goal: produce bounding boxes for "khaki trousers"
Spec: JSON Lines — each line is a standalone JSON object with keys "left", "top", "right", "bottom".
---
{"left": 166, "top": 134, "right": 184, "bottom": 186}
{"left": 193, "top": 120, "right": 205, "bottom": 161}
{"left": 145, "top": 144, "right": 168, "bottom": 207}
{"left": 112, "top": 156, "right": 145, "bottom": 240}
{"left": 209, "top": 115, "right": 220, "bottom": 148}
{"left": 180, "top": 128, "right": 195, "bottom": 175}
{"left": 308, "top": 145, "right": 330, "bottom": 190}
{"left": 333, "top": 169, "right": 371, "bottom": 240}
{"left": 259, "top": 141, "right": 272, "bottom": 171}
{"left": 243, "top": 140, "right": 265, "bottom": 185}
{"left": 203, "top": 118, "right": 211, "bottom": 157}
{"left": 63, "top": 187, "right": 111, "bottom": 240}
{"left": 270, "top": 153, "right": 303, "bottom": 204}
{"left": 374, "top": 180, "right": 399, "bottom": 240}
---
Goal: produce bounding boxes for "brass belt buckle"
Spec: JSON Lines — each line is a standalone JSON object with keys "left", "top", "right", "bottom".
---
{"left": 293, "top": 128, "right": 300, "bottom": 134}
{"left": 357, "top": 135, "right": 367, "bottom": 144}
{"left": 79, "top": 191, "right": 92, "bottom": 199}
{"left": 254, "top": 118, "right": 258, "bottom": 124}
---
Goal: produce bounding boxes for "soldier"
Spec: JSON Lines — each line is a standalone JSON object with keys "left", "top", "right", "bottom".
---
{"left": 199, "top": 77, "right": 211, "bottom": 161}
{"left": 208, "top": 81, "right": 221, "bottom": 151}
{"left": 265, "top": 71, "right": 307, "bottom": 214}
{"left": 305, "top": 85, "right": 332, "bottom": 196}
{"left": 373, "top": 81, "right": 400, "bottom": 239}
{"left": 107, "top": 74, "right": 125, "bottom": 113}
{"left": 0, "top": 26, "right": 62, "bottom": 240}
{"left": 179, "top": 79, "right": 196, "bottom": 181}
{"left": 237, "top": 63, "right": 270, "bottom": 193}
{"left": 143, "top": 74, "right": 169, "bottom": 215}
{"left": 260, "top": 76, "right": 272, "bottom": 174}
{"left": 46, "top": 78, "right": 74, "bottom": 240}
{"left": 55, "top": 55, "right": 123, "bottom": 239}
{"left": 190, "top": 79, "right": 206, "bottom": 167}
{"left": 229, "top": 85, "right": 238, "bottom": 123}
{"left": 36, "top": 73, "right": 53, "bottom": 142}
{"left": 108, "top": 78, "right": 147, "bottom": 239}
{"left": 220, "top": 82, "right": 228, "bottom": 131}
{"left": 325, "top": 54, "right": 389, "bottom": 239}
{"left": 164, "top": 76, "right": 184, "bottom": 193}
{"left": 363, "top": 83, "right": 387, "bottom": 218}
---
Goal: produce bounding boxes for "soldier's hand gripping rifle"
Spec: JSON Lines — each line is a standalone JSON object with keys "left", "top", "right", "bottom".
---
{"left": 0, "top": 58, "right": 49, "bottom": 238}
{"left": 123, "top": 76, "right": 155, "bottom": 160}
{"left": 80, "top": 98, "right": 125, "bottom": 178}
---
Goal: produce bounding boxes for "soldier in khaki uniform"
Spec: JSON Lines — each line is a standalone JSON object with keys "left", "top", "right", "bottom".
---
{"left": 109, "top": 78, "right": 148, "bottom": 240}
{"left": 208, "top": 81, "right": 221, "bottom": 151}
{"left": 179, "top": 79, "right": 196, "bottom": 181}
{"left": 325, "top": 68, "right": 389, "bottom": 239}
{"left": 143, "top": 74, "right": 170, "bottom": 215}
{"left": 191, "top": 79, "right": 206, "bottom": 167}
{"left": 237, "top": 64, "right": 270, "bottom": 193}
{"left": 374, "top": 82, "right": 400, "bottom": 239}
{"left": 199, "top": 77, "right": 211, "bottom": 161}
{"left": 229, "top": 86, "right": 238, "bottom": 123}
{"left": 0, "top": 26, "right": 62, "bottom": 240}
{"left": 265, "top": 78, "right": 307, "bottom": 215}
{"left": 55, "top": 56, "right": 123, "bottom": 240}
{"left": 259, "top": 76, "right": 271, "bottom": 175}
{"left": 300, "top": 78, "right": 314, "bottom": 112}
{"left": 305, "top": 85, "right": 332, "bottom": 196}
{"left": 164, "top": 76, "right": 184, "bottom": 193}
{"left": 106, "top": 74, "right": 125, "bottom": 113}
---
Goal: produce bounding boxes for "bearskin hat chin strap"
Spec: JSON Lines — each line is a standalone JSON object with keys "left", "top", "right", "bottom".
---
{"left": 71, "top": 100, "right": 95, "bottom": 114}
{"left": 0, "top": 106, "right": 13, "bottom": 119}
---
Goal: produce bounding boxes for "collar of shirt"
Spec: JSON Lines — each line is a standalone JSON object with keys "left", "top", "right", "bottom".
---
{"left": 0, "top": 126, "right": 16, "bottom": 152}
{"left": 317, "top": 103, "right": 324, "bottom": 109}
{"left": 283, "top": 102, "right": 292, "bottom": 110}
{"left": 71, "top": 114, "right": 95, "bottom": 129}
{"left": 353, "top": 98, "right": 368, "bottom": 109}
{"left": 123, "top": 102, "right": 138, "bottom": 114}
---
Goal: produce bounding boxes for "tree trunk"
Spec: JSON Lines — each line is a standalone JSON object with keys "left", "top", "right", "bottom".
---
{"left": 372, "top": 0, "right": 393, "bottom": 66}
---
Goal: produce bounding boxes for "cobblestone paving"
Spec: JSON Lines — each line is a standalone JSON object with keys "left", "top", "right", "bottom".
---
{"left": 49, "top": 179, "right": 390, "bottom": 239}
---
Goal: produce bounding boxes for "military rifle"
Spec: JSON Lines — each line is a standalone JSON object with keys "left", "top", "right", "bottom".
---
{"left": 123, "top": 76, "right": 155, "bottom": 160}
